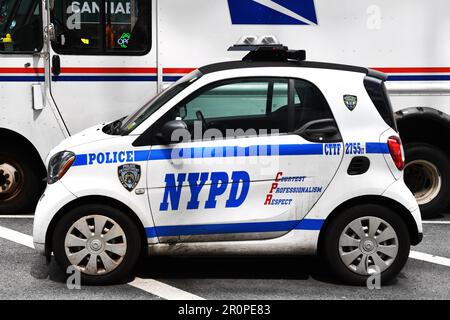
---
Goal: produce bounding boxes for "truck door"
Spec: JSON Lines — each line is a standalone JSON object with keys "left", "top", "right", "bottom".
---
{"left": 47, "top": 0, "right": 156, "bottom": 134}
{"left": 147, "top": 77, "right": 343, "bottom": 243}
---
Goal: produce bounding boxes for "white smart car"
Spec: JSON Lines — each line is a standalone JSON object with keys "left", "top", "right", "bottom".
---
{"left": 33, "top": 40, "right": 422, "bottom": 285}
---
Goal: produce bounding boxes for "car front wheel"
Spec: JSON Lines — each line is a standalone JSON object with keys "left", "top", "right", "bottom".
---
{"left": 322, "top": 204, "right": 410, "bottom": 286}
{"left": 52, "top": 204, "right": 142, "bottom": 285}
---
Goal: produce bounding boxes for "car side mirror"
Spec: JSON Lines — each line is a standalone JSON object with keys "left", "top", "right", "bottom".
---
{"left": 156, "top": 120, "right": 188, "bottom": 144}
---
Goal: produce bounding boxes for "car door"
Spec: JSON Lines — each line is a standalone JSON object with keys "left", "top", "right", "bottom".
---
{"left": 146, "top": 77, "right": 343, "bottom": 243}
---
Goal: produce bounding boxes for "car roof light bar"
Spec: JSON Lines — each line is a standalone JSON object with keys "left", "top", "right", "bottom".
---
{"left": 228, "top": 35, "right": 306, "bottom": 62}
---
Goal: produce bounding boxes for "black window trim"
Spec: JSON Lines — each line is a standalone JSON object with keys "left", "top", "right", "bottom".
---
{"left": 0, "top": 0, "right": 44, "bottom": 55}
{"left": 50, "top": 0, "right": 152, "bottom": 56}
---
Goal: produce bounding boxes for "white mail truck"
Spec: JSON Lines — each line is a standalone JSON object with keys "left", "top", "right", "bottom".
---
{"left": 0, "top": 0, "right": 449, "bottom": 218}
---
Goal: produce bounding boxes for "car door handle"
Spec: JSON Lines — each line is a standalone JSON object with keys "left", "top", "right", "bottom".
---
{"left": 304, "top": 126, "right": 339, "bottom": 136}
{"left": 296, "top": 119, "right": 342, "bottom": 143}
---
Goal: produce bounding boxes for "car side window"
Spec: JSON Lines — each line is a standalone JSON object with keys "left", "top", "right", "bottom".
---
{"left": 270, "top": 81, "right": 289, "bottom": 113}
{"left": 293, "top": 79, "right": 335, "bottom": 130}
{"left": 184, "top": 81, "right": 269, "bottom": 120}
{"left": 173, "top": 78, "right": 291, "bottom": 138}
{"left": 51, "top": 0, "right": 151, "bottom": 55}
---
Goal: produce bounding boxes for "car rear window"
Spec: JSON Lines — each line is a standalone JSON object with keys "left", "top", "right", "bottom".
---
{"left": 364, "top": 76, "right": 397, "bottom": 131}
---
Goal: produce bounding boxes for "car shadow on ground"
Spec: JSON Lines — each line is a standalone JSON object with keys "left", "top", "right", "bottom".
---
{"left": 134, "top": 255, "right": 398, "bottom": 287}
{"left": 30, "top": 254, "right": 346, "bottom": 285}
{"left": 30, "top": 254, "right": 400, "bottom": 288}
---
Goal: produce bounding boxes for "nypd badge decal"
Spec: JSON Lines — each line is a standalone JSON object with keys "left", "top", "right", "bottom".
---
{"left": 343, "top": 95, "right": 358, "bottom": 111}
{"left": 118, "top": 164, "right": 141, "bottom": 192}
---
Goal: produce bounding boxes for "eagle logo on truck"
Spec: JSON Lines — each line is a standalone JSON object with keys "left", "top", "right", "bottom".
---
{"left": 118, "top": 164, "right": 141, "bottom": 192}
{"left": 343, "top": 95, "right": 358, "bottom": 111}
{"left": 227, "top": 0, "right": 318, "bottom": 25}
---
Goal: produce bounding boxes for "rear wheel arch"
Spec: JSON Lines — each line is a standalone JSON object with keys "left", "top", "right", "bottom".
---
{"left": 45, "top": 195, "right": 148, "bottom": 261}
{"left": 0, "top": 128, "right": 47, "bottom": 213}
{"left": 317, "top": 195, "right": 421, "bottom": 258}
{"left": 396, "top": 107, "right": 450, "bottom": 154}
{"left": 0, "top": 128, "right": 46, "bottom": 179}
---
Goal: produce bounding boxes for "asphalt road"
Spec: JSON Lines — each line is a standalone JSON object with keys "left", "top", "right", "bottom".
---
{"left": 0, "top": 215, "right": 449, "bottom": 300}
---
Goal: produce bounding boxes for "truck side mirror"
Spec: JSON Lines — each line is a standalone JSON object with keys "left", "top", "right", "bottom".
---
{"left": 156, "top": 120, "right": 188, "bottom": 144}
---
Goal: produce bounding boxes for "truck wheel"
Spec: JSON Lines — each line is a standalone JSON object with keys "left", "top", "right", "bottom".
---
{"left": 322, "top": 204, "right": 410, "bottom": 286}
{"left": 0, "top": 146, "right": 45, "bottom": 214}
{"left": 403, "top": 143, "right": 450, "bottom": 219}
{"left": 52, "top": 204, "right": 142, "bottom": 285}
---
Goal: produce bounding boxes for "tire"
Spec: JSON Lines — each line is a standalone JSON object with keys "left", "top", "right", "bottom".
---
{"left": 0, "top": 145, "right": 45, "bottom": 214}
{"left": 322, "top": 204, "right": 410, "bottom": 286}
{"left": 404, "top": 143, "right": 450, "bottom": 219}
{"left": 52, "top": 204, "right": 142, "bottom": 285}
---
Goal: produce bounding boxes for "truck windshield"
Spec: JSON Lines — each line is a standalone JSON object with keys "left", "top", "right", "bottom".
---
{"left": 118, "top": 70, "right": 203, "bottom": 135}
{"left": 0, "top": 0, "right": 42, "bottom": 53}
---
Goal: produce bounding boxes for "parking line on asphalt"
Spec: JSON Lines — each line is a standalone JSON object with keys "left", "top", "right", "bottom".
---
{"left": 0, "top": 215, "right": 34, "bottom": 219}
{"left": 0, "top": 224, "right": 204, "bottom": 300}
{"left": 409, "top": 250, "right": 450, "bottom": 267}
{"left": 0, "top": 226, "right": 34, "bottom": 249}
{"left": 422, "top": 221, "right": 450, "bottom": 225}
{"left": 129, "top": 278, "right": 205, "bottom": 300}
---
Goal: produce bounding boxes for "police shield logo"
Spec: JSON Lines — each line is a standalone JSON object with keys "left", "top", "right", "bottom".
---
{"left": 343, "top": 95, "right": 358, "bottom": 111}
{"left": 118, "top": 164, "right": 141, "bottom": 192}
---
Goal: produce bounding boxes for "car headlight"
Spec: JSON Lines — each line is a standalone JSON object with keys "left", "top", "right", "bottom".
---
{"left": 47, "top": 151, "right": 76, "bottom": 184}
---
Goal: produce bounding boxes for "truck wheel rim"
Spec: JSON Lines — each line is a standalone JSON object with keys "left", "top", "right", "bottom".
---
{"left": 404, "top": 160, "right": 442, "bottom": 205}
{"left": 338, "top": 216, "right": 398, "bottom": 276}
{"left": 0, "top": 161, "right": 23, "bottom": 202}
{"left": 64, "top": 215, "right": 127, "bottom": 276}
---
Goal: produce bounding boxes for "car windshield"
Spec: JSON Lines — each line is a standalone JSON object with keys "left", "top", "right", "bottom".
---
{"left": 117, "top": 70, "right": 202, "bottom": 135}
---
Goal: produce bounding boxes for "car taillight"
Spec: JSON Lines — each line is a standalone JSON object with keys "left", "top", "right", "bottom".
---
{"left": 387, "top": 136, "right": 405, "bottom": 170}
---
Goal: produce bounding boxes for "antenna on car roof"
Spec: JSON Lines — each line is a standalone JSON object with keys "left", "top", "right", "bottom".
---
{"left": 228, "top": 35, "right": 306, "bottom": 62}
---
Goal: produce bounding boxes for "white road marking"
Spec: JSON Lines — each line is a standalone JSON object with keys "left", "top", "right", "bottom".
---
{"left": 0, "top": 215, "right": 34, "bottom": 219}
{"left": 409, "top": 250, "right": 450, "bottom": 267}
{"left": 0, "top": 226, "right": 34, "bottom": 249}
{"left": 129, "top": 278, "right": 205, "bottom": 300}
{"left": 422, "top": 221, "right": 450, "bottom": 225}
{"left": 0, "top": 224, "right": 204, "bottom": 300}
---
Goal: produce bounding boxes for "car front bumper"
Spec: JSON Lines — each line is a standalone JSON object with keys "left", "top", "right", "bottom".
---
{"left": 33, "top": 181, "right": 77, "bottom": 256}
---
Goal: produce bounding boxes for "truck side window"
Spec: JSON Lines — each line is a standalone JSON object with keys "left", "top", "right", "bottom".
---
{"left": 51, "top": 0, "right": 151, "bottom": 55}
{"left": 0, "top": 0, "right": 43, "bottom": 53}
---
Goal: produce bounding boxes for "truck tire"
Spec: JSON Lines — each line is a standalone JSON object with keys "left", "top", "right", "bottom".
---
{"left": 403, "top": 143, "right": 450, "bottom": 219}
{"left": 52, "top": 204, "right": 142, "bottom": 285}
{"left": 322, "top": 204, "right": 410, "bottom": 286}
{"left": 0, "top": 146, "right": 45, "bottom": 214}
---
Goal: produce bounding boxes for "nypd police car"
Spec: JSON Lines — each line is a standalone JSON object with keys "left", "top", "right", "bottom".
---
{"left": 33, "top": 38, "right": 422, "bottom": 285}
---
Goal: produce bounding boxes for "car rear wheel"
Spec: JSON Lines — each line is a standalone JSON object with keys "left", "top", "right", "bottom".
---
{"left": 52, "top": 204, "right": 142, "bottom": 285}
{"left": 404, "top": 143, "right": 450, "bottom": 219}
{"left": 322, "top": 204, "right": 410, "bottom": 285}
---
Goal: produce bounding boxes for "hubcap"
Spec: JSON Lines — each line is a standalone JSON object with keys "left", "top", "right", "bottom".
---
{"left": 339, "top": 216, "right": 399, "bottom": 275}
{"left": 404, "top": 160, "right": 441, "bottom": 205}
{"left": 0, "top": 162, "right": 19, "bottom": 197}
{"left": 64, "top": 215, "right": 127, "bottom": 276}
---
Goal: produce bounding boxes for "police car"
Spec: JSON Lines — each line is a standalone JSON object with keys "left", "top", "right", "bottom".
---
{"left": 33, "top": 37, "right": 422, "bottom": 285}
